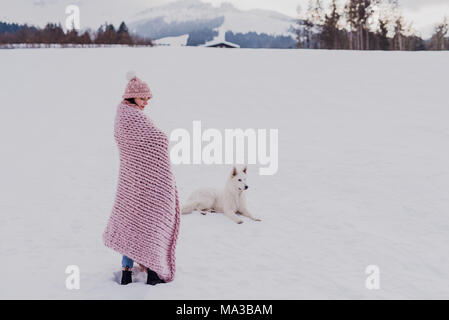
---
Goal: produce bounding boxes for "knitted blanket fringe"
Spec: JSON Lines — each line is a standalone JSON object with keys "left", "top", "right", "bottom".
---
{"left": 103, "top": 101, "right": 180, "bottom": 282}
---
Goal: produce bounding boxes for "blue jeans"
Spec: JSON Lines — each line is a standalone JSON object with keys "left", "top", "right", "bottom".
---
{"left": 122, "top": 255, "right": 134, "bottom": 269}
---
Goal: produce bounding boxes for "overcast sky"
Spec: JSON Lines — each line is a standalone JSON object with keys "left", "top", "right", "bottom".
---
{"left": 1, "top": 0, "right": 448, "bottom": 38}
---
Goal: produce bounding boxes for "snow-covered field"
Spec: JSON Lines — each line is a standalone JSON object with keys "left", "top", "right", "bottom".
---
{"left": 0, "top": 46, "right": 448, "bottom": 299}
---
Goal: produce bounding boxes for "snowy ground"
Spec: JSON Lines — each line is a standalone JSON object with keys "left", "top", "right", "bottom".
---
{"left": 0, "top": 47, "right": 448, "bottom": 299}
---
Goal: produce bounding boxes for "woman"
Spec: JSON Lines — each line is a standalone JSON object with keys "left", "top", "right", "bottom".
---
{"left": 103, "top": 72, "right": 181, "bottom": 286}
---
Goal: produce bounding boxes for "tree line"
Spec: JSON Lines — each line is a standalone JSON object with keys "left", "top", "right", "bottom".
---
{"left": 296, "top": 0, "right": 449, "bottom": 51}
{"left": 225, "top": 31, "right": 297, "bottom": 49}
{"left": 0, "top": 21, "right": 153, "bottom": 47}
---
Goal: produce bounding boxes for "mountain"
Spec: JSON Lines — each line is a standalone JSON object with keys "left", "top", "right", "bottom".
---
{"left": 128, "top": 0, "right": 297, "bottom": 48}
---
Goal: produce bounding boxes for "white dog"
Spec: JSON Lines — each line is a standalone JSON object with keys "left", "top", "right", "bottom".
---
{"left": 181, "top": 166, "right": 261, "bottom": 224}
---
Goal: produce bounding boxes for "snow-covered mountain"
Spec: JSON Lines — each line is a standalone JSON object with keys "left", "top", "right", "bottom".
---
{"left": 129, "top": 0, "right": 297, "bottom": 41}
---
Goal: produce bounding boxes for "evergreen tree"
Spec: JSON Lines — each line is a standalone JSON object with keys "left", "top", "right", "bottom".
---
{"left": 117, "top": 21, "right": 132, "bottom": 45}
{"left": 95, "top": 23, "right": 118, "bottom": 44}
{"left": 377, "top": 17, "right": 390, "bottom": 50}
{"left": 322, "top": 0, "right": 341, "bottom": 49}
{"left": 393, "top": 16, "right": 404, "bottom": 50}
{"left": 429, "top": 17, "right": 448, "bottom": 50}
{"left": 307, "top": 0, "right": 325, "bottom": 49}
{"left": 344, "top": 0, "right": 359, "bottom": 49}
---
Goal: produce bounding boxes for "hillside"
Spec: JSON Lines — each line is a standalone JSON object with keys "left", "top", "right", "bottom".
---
{"left": 129, "top": 0, "right": 297, "bottom": 47}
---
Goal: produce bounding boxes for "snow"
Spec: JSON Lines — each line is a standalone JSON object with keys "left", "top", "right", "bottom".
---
{"left": 213, "top": 4, "right": 295, "bottom": 36}
{"left": 154, "top": 34, "right": 189, "bottom": 46}
{"left": 131, "top": 0, "right": 296, "bottom": 37}
{"left": 0, "top": 47, "right": 449, "bottom": 299}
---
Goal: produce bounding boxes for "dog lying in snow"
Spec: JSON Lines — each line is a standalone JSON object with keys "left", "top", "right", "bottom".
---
{"left": 181, "top": 166, "right": 261, "bottom": 224}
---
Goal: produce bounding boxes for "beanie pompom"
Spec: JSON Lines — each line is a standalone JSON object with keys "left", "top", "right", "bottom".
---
{"left": 126, "top": 70, "right": 136, "bottom": 81}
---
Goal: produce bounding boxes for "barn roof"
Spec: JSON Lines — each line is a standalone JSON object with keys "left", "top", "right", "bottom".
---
{"left": 203, "top": 39, "right": 240, "bottom": 48}
{"left": 202, "top": 28, "right": 240, "bottom": 48}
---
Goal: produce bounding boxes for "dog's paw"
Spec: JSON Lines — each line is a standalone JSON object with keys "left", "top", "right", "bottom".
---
{"left": 254, "top": 218, "right": 262, "bottom": 222}
{"left": 236, "top": 220, "right": 244, "bottom": 224}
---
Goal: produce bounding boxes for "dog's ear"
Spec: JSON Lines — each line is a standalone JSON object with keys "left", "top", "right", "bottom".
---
{"left": 243, "top": 166, "right": 247, "bottom": 174}
{"left": 231, "top": 166, "right": 237, "bottom": 177}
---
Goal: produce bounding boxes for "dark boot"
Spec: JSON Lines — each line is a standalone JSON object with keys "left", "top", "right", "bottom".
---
{"left": 146, "top": 268, "right": 166, "bottom": 285}
{"left": 121, "top": 267, "right": 132, "bottom": 285}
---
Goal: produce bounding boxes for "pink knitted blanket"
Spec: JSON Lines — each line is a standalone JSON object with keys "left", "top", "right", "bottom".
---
{"left": 103, "top": 101, "right": 180, "bottom": 282}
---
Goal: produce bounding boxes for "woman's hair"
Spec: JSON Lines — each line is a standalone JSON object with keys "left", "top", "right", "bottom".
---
{"left": 124, "top": 98, "right": 136, "bottom": 105}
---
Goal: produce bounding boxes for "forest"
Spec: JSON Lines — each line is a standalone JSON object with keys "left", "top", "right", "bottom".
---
{"left": 0, "top": 21, "right": 152, "bottom": 47}
{"left": 296, "top": 0, "right": 449, "bottom": 50}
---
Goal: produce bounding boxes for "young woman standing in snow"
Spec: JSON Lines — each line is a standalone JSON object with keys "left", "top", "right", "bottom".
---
{"left": 103, "top": 72, "right": 181, "bottom": 285}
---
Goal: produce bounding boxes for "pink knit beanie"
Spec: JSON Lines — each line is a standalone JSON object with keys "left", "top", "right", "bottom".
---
{"left": 122, "top": 71, "right": 153, "bottom": 99}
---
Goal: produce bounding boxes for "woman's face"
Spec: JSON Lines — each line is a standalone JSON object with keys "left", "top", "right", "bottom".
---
{"left": 135, "top": 97, "right": 150, "bottom": 109}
